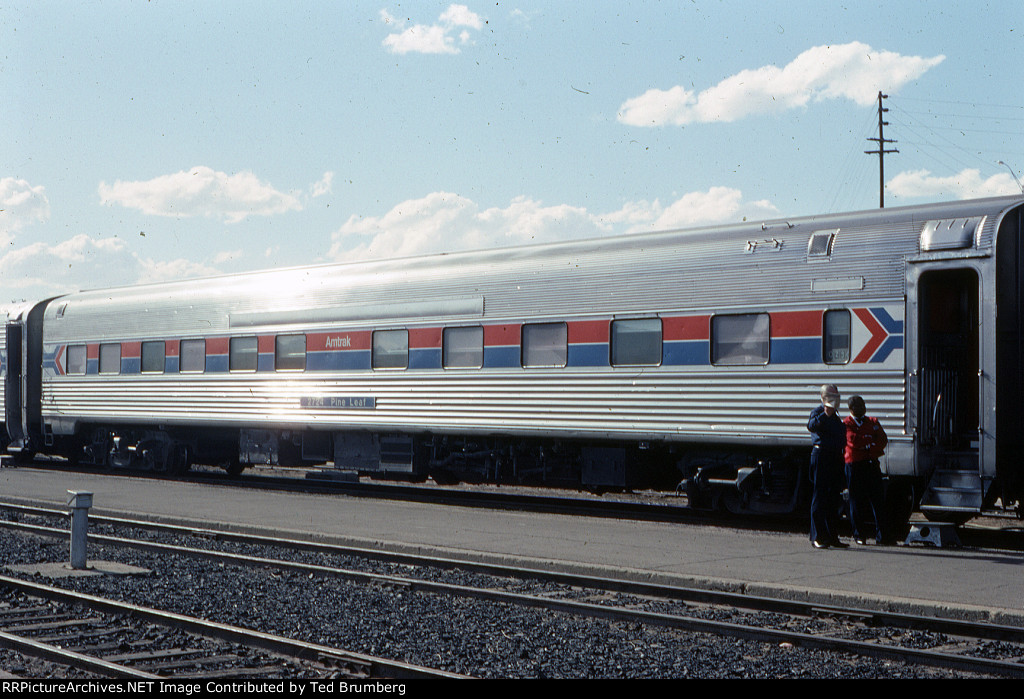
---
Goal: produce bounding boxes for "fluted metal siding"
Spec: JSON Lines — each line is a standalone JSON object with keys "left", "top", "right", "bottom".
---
{"left": 42, "top": 366, "right": 906, "bottom": 447}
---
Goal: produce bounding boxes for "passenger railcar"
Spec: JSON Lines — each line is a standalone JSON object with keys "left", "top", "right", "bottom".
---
{"left": 3, "top": 195, "right": 1023, "bottom": 525}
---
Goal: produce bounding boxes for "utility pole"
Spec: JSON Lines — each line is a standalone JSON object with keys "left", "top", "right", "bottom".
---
{"left": 865, "top": 91, "right": 898, "bottom": 208}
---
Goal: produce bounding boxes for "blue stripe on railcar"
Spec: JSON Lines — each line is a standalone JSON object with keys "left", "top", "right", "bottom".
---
{"left": 257, "top": 353, "right": 275, "bottom": 372}
{"left": 769, "top": 337, "right": 821, "bottom": 364}
{"left": 306, "top": 349, "right": 372, "bottom": 372}
{"left": 206, "top": 355, "right": 229, "bottom": 373}
{"left": 663, "top": 340, "right": 708, "bottom": 365}
{"left": 483, "top": 346, "right": 520, "bottom": 368}
{"left": 568, "top": 343, "right": 608, "bottom": 367}
{"left": 409, "top": 347, "right": 442, "bottom": 370}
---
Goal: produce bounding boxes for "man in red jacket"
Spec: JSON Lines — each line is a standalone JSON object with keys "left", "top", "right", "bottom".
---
{"left": 843, "top": 395, "right": 888, "bottom": 545}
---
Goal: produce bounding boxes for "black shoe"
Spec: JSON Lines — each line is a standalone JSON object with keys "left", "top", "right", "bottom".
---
{"left": 812, "top": 540, "right": 829, "bottom": 549}
{"left": 830, "top": 539, "right": 849, "bottom": 549}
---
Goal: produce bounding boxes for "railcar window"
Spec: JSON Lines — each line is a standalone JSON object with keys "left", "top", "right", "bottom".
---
{"left": 443, "top": 326, "right": 484, "bottom": 369}
{"left": 276, "top": 334, "right": 306, "bottom": 371}
{"left": 711, "top": 314, "right": 769, "bottom": 365}
{"left": 230, "top": 337, "right": 258, "bottom": 372}
{"left": 522, "top": 323, "right": 568, "bottom": 368}
{"left": 180, "top": 339, "right": 206, "bottom": 373}
{"left": 66, "top": 345, "right": 86, "bottom": 375}
{"left": 373, "top": 329, "right": 408, "bottom": 370}
{"left": 99, "top": 343, "right": 121, "bottom": 375}
{"left": 823, "top": 310, "right": 851, "bottom": 364}
{"left": 141, "top": 341, "right": 165, "bottom": 373}
{"left": 611, "top": 319, "right": 662, "bottom": 366}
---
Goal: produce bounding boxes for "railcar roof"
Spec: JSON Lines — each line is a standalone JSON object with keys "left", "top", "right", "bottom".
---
{"left": 51, "top": 194, "right": 1024, "bottom": 307}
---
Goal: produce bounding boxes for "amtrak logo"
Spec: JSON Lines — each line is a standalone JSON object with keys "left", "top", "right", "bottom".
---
{"left": 44, "top": 345, "right": 67, "bottom": 376}
{"left": 853, "top": 307, "right": 903, "bottom": 363}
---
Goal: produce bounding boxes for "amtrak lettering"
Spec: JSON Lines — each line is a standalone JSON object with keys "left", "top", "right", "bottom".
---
{"left": 324, "top": 336, "right": 352, "bottom": 349}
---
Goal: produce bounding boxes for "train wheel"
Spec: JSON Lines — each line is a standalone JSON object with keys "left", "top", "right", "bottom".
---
{"left": 169, "top": 444, "right": 191, "bottom": 476}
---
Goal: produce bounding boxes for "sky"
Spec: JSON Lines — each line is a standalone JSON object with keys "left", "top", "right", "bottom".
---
{"left": 1, "top": 1, "right": 1022, "bottom": 304}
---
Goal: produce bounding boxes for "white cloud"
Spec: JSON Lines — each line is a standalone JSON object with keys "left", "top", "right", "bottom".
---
{"left": 98, "top": 166, "right": 303, "bottom": 224}
{"left": 439, "top": 4, "right": 483, "bottom": 29}
{"left": 0, "top": 235, "right": 133, "bottom": 298}
{"left": 310, "top": 171, "right": 334, "bottom": 198}
{"left": 213, "top": 249, "right": 244, "bottom": 265}
{"left": 887, "top": 168, "right": 1021, "bottom": 200}
{"left": 1, "top": 177, "right": 51, "bottom": 247}
{"left": 640, "top": 187, "right": 780, "bottom": 230}
{"left": 0, "top": 233, "right": 222, "bottom": 303}
{"left": 136, "top": 256, "right": 221, "bottom": 283}
{"left": 328, "top": 188, "right": 779, "bottom": 262}
{"left": 381, "top": 4, "right": 483, "bottom": 55}
{"left": 618, "top": 42, "right": 945, "bottom": 126}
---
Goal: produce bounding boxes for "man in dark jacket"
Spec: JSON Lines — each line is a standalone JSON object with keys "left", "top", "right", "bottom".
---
{"left": 807, "top": 384, "right": 848, "bottom": 549}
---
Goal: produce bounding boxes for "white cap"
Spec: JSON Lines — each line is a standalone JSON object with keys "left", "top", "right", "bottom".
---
{"left": 820, "top": 384, "right": 840, "bottom": 409}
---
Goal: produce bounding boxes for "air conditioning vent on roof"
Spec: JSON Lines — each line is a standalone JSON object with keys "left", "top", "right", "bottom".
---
{"left": 920, "top": 217, "right": 984, "bottom": 251}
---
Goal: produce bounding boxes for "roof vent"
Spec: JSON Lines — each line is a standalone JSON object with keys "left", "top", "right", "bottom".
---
{"left": 807, "top": 229, "right": 838, "bottom": 258}
{"left": 920, "top": 217, "right": 983, "bottom": 251}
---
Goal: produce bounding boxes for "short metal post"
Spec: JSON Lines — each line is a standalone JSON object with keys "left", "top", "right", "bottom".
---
{"left": 67, "top": 490, "right": 93, "bottom": 569}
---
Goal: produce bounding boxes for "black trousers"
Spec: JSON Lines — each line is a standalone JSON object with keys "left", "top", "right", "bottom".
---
{"left": 846, "top": 459, "right": 884, "bottom": 541}
{"left": 810, "top": 446, "right": 844, "bottom": 543}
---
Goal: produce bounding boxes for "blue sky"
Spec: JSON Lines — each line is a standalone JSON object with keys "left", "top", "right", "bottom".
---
{"left": 2, "top": 1, "right": 1021, "bottom": 303}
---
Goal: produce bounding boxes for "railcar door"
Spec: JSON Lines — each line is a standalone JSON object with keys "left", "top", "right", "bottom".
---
{"left": 3, "top": 322, "right": 25, "bottom": 448}
{"left": 910, "top": 266, "right": 985, "bottom": 516}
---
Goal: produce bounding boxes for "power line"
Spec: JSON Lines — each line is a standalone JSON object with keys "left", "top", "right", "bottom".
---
{"left": 893, "top": 96, "right": 1024, "bottom": 111}
{"left": 888, "top": 98, "right": 1024, "bottom": 175}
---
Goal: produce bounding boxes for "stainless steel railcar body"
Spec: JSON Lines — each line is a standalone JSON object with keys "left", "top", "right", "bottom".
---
{"left": 7, "top": 195, "right": 1024, "bottom": 519}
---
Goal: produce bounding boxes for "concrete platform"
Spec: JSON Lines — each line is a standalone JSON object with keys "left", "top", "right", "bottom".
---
{"left": 6, "top": 561, "right": 151, "bottom": 578}
{"left": 1, "top": 466, "right": 1022, "bottom": 626}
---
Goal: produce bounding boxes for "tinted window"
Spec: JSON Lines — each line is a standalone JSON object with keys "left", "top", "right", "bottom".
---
{"left": 99, "top": 343, "right": 121, "bottom": 374}
{"left": 66, "top": 345, "right": 87, "bottom": 375}
{"left": 823, "top": 310, "right": 851, "bottom": 364}
{"left": 373, "top": 330, "right": 408, "bottom": 369}
{"left": 276, "top": 334, "right": 306, "bottom": 371}
{"left": 611, "top": 319, "right": 662, "bottom": 366}
{"left": 180, "top": 339, "right": 206, "bottom": 373}
{"left": 443, "top": 326, "right": 484, "bottom": 369}
{"left": 711, "top": 314, "right": 769, "bottom": 365}
{"left": 230, "top": 337, "right": 258, "bottom": 372}
{"left": 141, "top": 341, "right": 165, "bottom": 373}
{"left": 522, "top": 323, "right": 567, "bottom": 368}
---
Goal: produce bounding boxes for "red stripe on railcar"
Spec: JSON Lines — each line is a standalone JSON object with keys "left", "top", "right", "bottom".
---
{"left": 409, "top": 327, "right": 443, "bottom": 348}
{"left": 769, "top": 310, "right": 822, "bottom": 337}
{"left": 663, "top": 315, "right": 710, "bottom": 341}
{"left": 484, "top": 324, "right": 521, "bottom": 346}
{"left": 568, "top": 320, "right": 609, "bottom": 344}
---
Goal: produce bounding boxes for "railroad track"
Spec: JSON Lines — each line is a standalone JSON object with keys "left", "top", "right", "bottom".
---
{"left": 2, "top": 504, "right": 1022, "bottom": 678}
{"left": 0, "top": 574, "right": 464, "bottom": 680}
